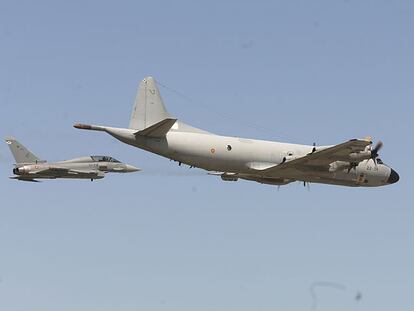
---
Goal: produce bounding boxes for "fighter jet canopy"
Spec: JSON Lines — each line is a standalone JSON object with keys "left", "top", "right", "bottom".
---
{"left": 91, "top": 156, "right": 120, "bottom": 163}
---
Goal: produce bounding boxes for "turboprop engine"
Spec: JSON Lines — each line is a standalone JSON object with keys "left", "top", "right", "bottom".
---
{"left": 329, "top": 161, "right": 353, "bottom": 172}
{"left": 348, "top": 151, "right": 371, "bottom": 162}
{"left": 348, "top": 140, "right": 384, "bottom": 163}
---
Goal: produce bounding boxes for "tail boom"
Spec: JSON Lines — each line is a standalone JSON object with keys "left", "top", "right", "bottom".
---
{"left": 73, "top": 123, "right": 106, "bottom": 131}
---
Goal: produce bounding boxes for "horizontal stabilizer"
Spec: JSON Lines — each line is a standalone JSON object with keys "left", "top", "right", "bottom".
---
{"left": 134, "top": 118, "right": 177, "bottom": 138}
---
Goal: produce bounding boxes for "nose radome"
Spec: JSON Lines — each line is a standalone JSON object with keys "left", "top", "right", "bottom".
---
{"left": 387, "top": 169, "right": 400, "bottom": 184}
{"left": 125, "top": 164, "right": 140, "bottom": 173}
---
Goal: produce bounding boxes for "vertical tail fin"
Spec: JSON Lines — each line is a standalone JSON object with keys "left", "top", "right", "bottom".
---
{"left": 4, "top": 137, "right": 45, "bottom": 164}
{"left": 129, "top": 77, "right": 172, "bottom": 130}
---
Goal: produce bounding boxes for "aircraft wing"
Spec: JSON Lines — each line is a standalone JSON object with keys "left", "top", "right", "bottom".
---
{"left": 262, "top": 139, "right": 372, "bottom": 177}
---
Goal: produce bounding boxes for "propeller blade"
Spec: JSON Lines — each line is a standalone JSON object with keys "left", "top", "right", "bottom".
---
{"left": 373, "top": 141, "right": 383, "bottom": 153}
{"left": 371, "top": 141, "right": 383, "bottom": 158}
{"left": 347, "top": 162, "right": 357, "bottom": 173}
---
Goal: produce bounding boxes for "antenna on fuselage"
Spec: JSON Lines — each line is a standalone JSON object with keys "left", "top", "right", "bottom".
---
{"left": 307, "top": 142, "right": 317, "bottom": 155}
{"left": 155, "top": 79, "right": 280, "bottom": 138}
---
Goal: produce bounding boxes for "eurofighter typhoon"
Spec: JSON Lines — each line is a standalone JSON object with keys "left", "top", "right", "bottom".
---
{"left": 5, "top": 137, "right": 139, "bottom": 182}
{"left": 74, "top": 77, "right": 399, "bottom": 187}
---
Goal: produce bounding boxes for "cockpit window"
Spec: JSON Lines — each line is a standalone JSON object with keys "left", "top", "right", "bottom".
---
{"left": 91, "top": 156, "right": 120, "bottom": 163}
{"left": 376, "top": 158, "right": 383, "bottom": 165}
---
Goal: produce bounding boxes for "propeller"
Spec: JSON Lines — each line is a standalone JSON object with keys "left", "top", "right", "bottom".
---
{"left": 370, "top": 141, "right": 383, "bottom": 159}
{"left": 347, "top": 139, "right": 383, "bottom": 173}
{"left": 347, "top": 162, "right": 358, "bottom": 173}
{"left": 370, "top": 140, "right": 383, "bottom": 166}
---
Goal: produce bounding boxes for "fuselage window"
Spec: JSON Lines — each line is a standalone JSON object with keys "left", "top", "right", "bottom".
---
{"left": 227, "top": 145, "right": 232, "bottom": 151}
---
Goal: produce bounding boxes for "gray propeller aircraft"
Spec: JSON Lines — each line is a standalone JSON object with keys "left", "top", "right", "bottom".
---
{"left": 74, "top": 77, "right": 399, "bottom": 187}
{"left": 5, "top": 137, "right": 139, "bottom": 182}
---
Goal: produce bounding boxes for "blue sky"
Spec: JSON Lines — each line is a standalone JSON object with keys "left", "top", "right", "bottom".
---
{"left": 0, "top": 1, "right": 412, "bottom": 310}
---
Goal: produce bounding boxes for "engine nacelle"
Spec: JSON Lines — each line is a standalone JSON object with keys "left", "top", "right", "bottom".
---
{"left": 329, "top": 161, "right": 352, "bottom": 172}
{"left": 14, "top": 166, "right": 31, "bottom": 174}
{"left": 349, "top": 151, "right": 371, "bottom": 162}
{"left": 12, "top": 165, "right": 40, "bottom": 175}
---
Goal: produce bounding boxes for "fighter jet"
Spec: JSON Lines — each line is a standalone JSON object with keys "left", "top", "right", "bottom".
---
{"left": 74, "top": 77, "right": 399, "bottom": 187}
{"left": 5, "top": 137, "right": 139, "bottom": 182}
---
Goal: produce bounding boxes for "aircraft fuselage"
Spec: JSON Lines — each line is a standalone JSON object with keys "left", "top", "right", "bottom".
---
{"left": 74, "top": 76, "right": 399, "bottom": 188}
{"left": 104, "top": 126, "right": 394, "bottom": 187}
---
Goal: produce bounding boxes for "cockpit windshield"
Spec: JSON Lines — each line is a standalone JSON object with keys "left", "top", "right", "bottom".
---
{"left": 376, "top": 158, "right": 384, "bottom": 165}
{"left": 91, "top": 156, "right": 120, "bottom": 163}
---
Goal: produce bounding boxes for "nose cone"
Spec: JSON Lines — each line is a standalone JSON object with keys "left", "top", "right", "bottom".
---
{"left": 125, "top": 164, "right": 140, "bottom": 173}
{"left": 387, "top": 169, "right": 400, "bottom": 184}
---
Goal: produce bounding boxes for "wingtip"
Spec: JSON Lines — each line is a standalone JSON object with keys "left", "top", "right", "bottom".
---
{"left": 4, "top": 136, "right": 16, "bottom": 142}
{"left": 364, "top": 136, "right": 373, "bottom": 143}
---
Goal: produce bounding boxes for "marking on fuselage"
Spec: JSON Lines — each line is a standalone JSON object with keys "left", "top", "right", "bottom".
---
{"left": 210, "top": 148, "right": 216, "bottom": 154}
{"left": 357, "top": 173, "right": 365, "bottom": 184}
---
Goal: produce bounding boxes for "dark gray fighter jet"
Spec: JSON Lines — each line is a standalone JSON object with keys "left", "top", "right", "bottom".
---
{"left": 5, "top": 137, "right": 139, "bottom": 182}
